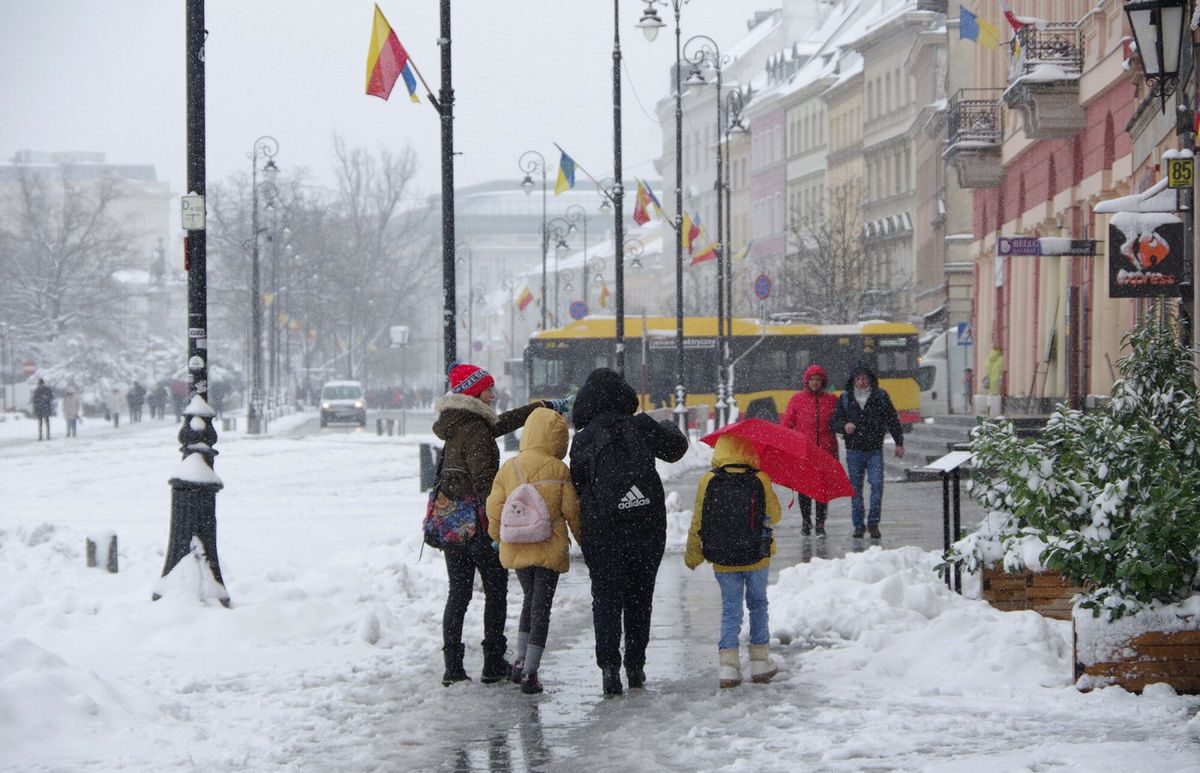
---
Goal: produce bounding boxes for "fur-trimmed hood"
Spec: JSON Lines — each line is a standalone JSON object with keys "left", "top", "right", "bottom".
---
{"left": 433, "top": 391, "right": 498, "bottom": 439}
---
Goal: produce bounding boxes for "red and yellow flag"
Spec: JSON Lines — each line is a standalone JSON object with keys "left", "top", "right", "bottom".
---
{"left": 632, "top": 181, "right": 651, "bottom": 225}
{"left": 689, "top": 243, "right": 717, "bottom": 265}
{"left": 516, "top": 286, "right": 534, "bottom": 311}
{"left": 598, "top": 283, "right": 611, "bottom": 309}
{"left": 366, "top": 4, "right": 419, "bottom": 102}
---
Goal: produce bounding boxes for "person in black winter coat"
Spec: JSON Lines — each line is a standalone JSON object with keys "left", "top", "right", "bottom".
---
{"left": 32, "top": 378, "right": 53, "bottom": 441}
{"left": 828, "top": 363, "right": 905, "bottom": 539}
{"left": 569, "top": 367, "right": 689, "bottom": 695}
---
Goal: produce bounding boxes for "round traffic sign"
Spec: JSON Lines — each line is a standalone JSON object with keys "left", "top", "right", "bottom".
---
{"left": 472, "top": 339, "right": 483, "bottom": 352}
{"left": 753, "top": 274, "right": 772, "bottom": 301}
{"left": 569, "top": 301, "right": 588, "bottom": 320}
{"left": 21, "top": 360, "right": 36, "bottom": 376}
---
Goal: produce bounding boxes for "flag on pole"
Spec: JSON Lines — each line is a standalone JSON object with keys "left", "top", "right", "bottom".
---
{"left": 554, "top": 149, "right": 577, "bottom": 195}
{"left": 516, "top": 286, "right": 534, "bottom": 311}
{"left": 632, "top": 180, "right": 651, "bottom": 225}
{"left": 732, "top": 239, "right": 754, "bottom": 262}
{"left": 958, "top": 7, "right": 999, "bottom": 49}
{"left": 366, "top": 5, "right": 419, "bottom": 102}
{"left": 689, "top": 242, "right": 718, "bottom": 265}
{"left": 599, "top": 283, "right": 611, "bottom": 309}
{"left": 998, "top": 0, "right": 1025, "bottom": 31}
{"left": 641, "top": 179, "right": 664, "bottom": 217}
{"left": 681, "top": 213, "right": 701, "bottom": 253}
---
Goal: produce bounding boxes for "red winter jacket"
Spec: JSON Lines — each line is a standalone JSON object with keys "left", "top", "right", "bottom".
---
{"left": 781, "top": 364, "right": 839, "bottom": 457}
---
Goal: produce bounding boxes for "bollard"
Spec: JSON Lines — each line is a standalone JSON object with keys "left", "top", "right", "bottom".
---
{"left": 387, "top": 418, "right": 396, "bottom": 435}
{"left": 221, "top": 418, "right": 232, "bottom": 432}
{"left": 86, "top": 532, "right": 119, "bottom": 573}
{"left": 419, "top": 443, "right": 443, "bottom": 492}
{"left": 376, "top": 418, "right": 384, "bottom": 436}
{"left": 503, "top": 432, "right": 519, "bottom": 452}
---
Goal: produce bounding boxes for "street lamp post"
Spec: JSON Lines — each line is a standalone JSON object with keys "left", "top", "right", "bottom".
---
{"left": 519, "top": 151, "right": 549, "bottom": 330}
{"left": 546, "top": 217, "right": 572, "bottom": 326}
{"left": 611, "top": 0, "right": 628, "bottom": 375}
{"left": 565, "top": 204, "right": 589, "bottom": 311}
{"left": 722, "top": 89, "right": 747, "bottom": 420}
{"left": 683, "top": 34, "right": 728, "bottom": 425}
{"left": 0, "top": 322, "right": 8, "bottom": 411}
{"left": 247, "top": 136, "right": 279, "bottom": 434}
{"left": 638, "top": 0, "right": 690, "bottom": 431}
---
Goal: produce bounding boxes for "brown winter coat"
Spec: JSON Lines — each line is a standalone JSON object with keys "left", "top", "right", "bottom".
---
{"left": 431, "top": 392, "right": 542, "bottom": 503}
{"left": 486, "top": 408, "right": 583, "bottom": 573}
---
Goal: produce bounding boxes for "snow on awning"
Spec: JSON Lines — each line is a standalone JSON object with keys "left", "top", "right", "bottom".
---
{"left": 864, "top": 212, "right": 913, "bottom": 240}
{"left": 1093, "top": 160, "right": 1189, "bottom": 214}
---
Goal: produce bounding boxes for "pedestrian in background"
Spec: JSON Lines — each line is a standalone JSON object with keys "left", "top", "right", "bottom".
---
{"left": 829, "top": 363, "right": 905, "bottom": 539}
{"left": 432, "top": 360, "right": 564, "bottom": 687}
{"left": 128, "top": 381, "right": 146, "bottom": 423}
{"left": 485, "top": 407, "right": 582, "bottom": 695}
{"left": 62, "top": 387, "right": 81, "bottom": 438}
{"left": 569, "top": 367, "right": 689, "bottom": 696}
{"left": 984, "top": 345, "right": 1004, "bottom": 417}
{"left": 780, "top": 363, "right": 839, "bottom": 536}
{"left": 106, "top": 388, "right": 124, "bottom": 428}
{"left": 685, "top": 434, "right": 782, "bottom": 688}
{"left": 32, "top": 378, "right": 53, "bottom": 441}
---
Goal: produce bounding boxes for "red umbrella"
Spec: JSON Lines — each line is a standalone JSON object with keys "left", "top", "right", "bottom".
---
{"left": 700, "top": 418, "right": 853, "bottom": 503}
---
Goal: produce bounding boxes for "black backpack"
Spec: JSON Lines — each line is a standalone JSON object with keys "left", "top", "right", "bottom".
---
{"left": 577, "top": 415, "right": 659, "bottom": 517}
{"left": 699, "top": 464, "right": 768, "bottom": 565}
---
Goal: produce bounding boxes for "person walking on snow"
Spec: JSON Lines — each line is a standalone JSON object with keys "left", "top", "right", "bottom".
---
{"left": 486, "top": 407, "right": 582, "bottom": 695}
{"left": 32, "top": 378, "right": 53, "bottom": 440}
{"left": 62, "top": 387, "right": 81, "bottom": 438}
{"left": 685, "top": 434, "right": 782, "bottom": 688}
{"left": 106, "top": 388, "right": 124, "bottom": 428}
{"left": 432, "top": 361, "right": 567, "bottom": 687}
{"left": 569, "top": 368, "right": 689, "bottom": 696}
{"left": 829, "top": 363, "right": 904, "bottom": 540}
{"left": 780, "top": 363, "right": 839, "bottom": 536}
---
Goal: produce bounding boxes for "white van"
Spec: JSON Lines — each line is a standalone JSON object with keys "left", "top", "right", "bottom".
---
{"left": 918, "top": 330, "right": 972, "bottom": 416}
{"left": 319, "top": 380, "right": 366, "bottom": 427}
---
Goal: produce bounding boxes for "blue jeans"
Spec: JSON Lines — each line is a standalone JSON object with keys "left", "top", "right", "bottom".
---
{"left": 714, "top": 568, "right": 770, "bottom": 649}
{"left": 845, "top": 448, "right": 884, "bottom": 529}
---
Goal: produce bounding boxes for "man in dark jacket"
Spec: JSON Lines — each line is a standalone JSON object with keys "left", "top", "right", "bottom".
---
{"left": 32, "top": 378, "right": 53, "bottom": 441}
{"left": 431, "top": 361, "right": 563, "bottom": 686}
{"left": 569, "top": 367, "right": 689, "bottom": 695}
{"left": 829, "top": 363, "right": 904, "bottom": 539}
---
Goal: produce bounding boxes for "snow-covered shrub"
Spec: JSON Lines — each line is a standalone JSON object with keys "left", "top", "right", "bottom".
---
{"left": 949, "top": 319, "right": 1200, "bottom": 620}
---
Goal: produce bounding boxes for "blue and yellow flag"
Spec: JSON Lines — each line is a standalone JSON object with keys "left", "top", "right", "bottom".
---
{"left": 959, "top": 7, "right": 998, "bottom": 49}
{"left": 554, "top": 148, "right": 577, "bottom": 195}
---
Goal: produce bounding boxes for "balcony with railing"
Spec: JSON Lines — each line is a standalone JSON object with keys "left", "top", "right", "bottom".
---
{"left": 1002, "top": 22, "right": 1086, "bottom": 138}
{"left": 944, "top": 89, "right": 1005, "bottom": 188}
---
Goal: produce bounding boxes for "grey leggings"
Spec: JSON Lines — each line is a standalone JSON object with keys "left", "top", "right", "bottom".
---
{"left": 516, "top": 566, "right": 560, "bottom": 649}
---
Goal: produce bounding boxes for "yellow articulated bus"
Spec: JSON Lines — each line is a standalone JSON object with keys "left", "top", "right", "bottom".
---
{"left": 525, "top": 316, "right": 922, "bottom": 428}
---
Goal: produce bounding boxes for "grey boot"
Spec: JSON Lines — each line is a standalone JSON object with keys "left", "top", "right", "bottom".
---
{"left": 749, "top": 643, "right": 779, "bottom": 684}
{"left": 719, "top": 648, "right": 742, "bottom": 688}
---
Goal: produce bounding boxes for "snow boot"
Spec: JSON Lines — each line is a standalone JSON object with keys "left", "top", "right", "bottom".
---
{"left": 480, "top": 648, "right": 511, "bottom": 684}
{"left": 602, "top": 665, "right": 623, "bottom": 696}
{"left": 749, "top": 644, "right": 779, "bottom": 684}
{"left": 520, "top": 671, "right": 543, "bottom": 694}
{"left": 441, "top": 643, "right": 470, "bottom": 686}
{"left": 719, "top": 648, "right": 742, "bottom": 688}
{"left": 510, "top": 660, "right": 525, "bottom": 685}
{"left": 626, "top": 665, "right": 645, "bottom": 689}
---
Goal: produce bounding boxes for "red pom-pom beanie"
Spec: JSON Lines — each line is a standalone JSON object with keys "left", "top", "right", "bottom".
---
{"left": 447, "top": 360, "right": 494, "bottom": 398}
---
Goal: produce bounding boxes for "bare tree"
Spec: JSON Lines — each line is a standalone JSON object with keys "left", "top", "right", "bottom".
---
{"left": 784, "top": 179, "right": 907, "bottom": 324}
{"left": 0, "top": 164, "right": 137, "bottom": 343}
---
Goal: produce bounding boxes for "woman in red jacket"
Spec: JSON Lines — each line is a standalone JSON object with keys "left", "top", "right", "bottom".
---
{"left": 780, "top": 364, "right": 840, "bottom": 536}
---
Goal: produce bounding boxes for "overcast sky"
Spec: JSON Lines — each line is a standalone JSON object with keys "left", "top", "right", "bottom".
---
{"left": 0, "top": 1, "right": 767, "bottom": 205}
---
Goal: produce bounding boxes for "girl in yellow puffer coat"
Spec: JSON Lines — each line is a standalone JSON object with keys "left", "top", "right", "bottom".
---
{"left": 486, "top": 407, "right": 583, "bottom": 694}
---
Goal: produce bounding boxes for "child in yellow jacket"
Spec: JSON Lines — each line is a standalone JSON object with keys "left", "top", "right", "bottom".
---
{"left": 486, "top": 407, "right": 582, "bottom": 694}
{"left": 685, "top": 434, "right": 782, "bottom": 687}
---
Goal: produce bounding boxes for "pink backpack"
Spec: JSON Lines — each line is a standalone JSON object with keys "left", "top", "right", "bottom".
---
{"left": 499, "top": 461, "right": 569, "bottom": 544}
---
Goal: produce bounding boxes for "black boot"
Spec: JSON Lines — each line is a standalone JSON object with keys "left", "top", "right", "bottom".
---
{"left": 626, "top": 666, "right": 645, "bottom": 689}
{"left": 602, "top": 666, "right": 623, "bottom": 696}
{"left": 442, "top": 643, "right": 470, "bottom": 687}
{"left": 481, "top": 648, "right": 511, "bottom": 684}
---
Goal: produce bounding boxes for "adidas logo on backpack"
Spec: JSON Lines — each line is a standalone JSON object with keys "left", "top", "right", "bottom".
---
{"left": 617, "top": 484, "right": 651, "bottom": 510}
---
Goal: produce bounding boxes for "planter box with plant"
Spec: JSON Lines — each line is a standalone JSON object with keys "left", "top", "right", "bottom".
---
{"left": 946, "top": 319, "right": 1200, "bottom": 692}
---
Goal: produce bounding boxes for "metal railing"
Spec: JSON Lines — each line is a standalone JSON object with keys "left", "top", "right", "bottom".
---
{"left": 947, "top": 89, "right": 1005, "bottom": 145}
{"left": 1011, "top": 22, "right": 1084, "bottom": 78}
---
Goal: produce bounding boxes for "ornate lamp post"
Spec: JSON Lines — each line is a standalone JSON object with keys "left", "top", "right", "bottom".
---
{"left": 546, "top": 216, "right": 572, "bottom": 327}
{"left": 519, "top": 151, "right": 549, "bottom": 330}
{"left": 611, "top": 0, "right": 629, "bottom": 375}
{"left": 638, "top": 0, "right": 690, "bottom": 430}
{"left": 683, "top": 33, "right": 729, "bottom": 425}
{"left": 565, "top": 204, "right": 590, "bottom": 311}
{"left": 247, "top": 136, "right": 279, "bottom": 434}
{"left": 722, "top": 88, "right": 747, "bottom": 421}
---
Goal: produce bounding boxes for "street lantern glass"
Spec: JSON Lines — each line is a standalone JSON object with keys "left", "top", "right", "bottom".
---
{"left": 1125, "top": 0, "right": 1186, "bottom": 81}
{"left": 637, "top": 4, "right": 664, "bottom": 41}
{"left": 600, "top": 197, "right": 612, "bottom": 212}
{"left": 263, "top": 158, "right": 279, "bottom": 186}
{"left": 686, "top": 66, "right": 706, "bottom": 86}
{"left": 521, "top": 174, "right": 534, "bottom": 194}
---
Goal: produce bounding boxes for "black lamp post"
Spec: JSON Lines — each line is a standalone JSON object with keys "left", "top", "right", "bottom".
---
{"left": 565, "top": 204, "right": 589, "bottom": 311}
{"left": 1125, "top": 0, "right": 1187, "bottom": 112}
{"left": 546, "top": 216, "right": 573, "bottom": 327}
{"left": 611, "top": 0, "right": 628, "bottom": 376}
{"left": 247, "top": 136, "right": 278, "bottom": 435}
{"left": 519, "top": 151, "right": 549, "bottom": 330}
{"left": 683, "top": 33, "right": 728, "bottom": 425}
{"left": 722, "top": 88, "right": 747, "bottom": 420}
{"left": 638, "top": 0, "right": 690, "bottom": 431}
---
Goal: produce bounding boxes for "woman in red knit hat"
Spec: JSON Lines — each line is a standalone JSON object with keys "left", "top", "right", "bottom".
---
{"left": 432, "top": 360, "right": 567, "bottom": 685}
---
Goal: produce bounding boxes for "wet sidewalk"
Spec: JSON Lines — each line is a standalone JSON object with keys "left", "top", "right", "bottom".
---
{"left": 416, "top": 471, "right": 984, "bottom": 772}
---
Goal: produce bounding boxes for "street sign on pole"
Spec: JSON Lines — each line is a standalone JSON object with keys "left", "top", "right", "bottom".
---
{"left": 957, "top": 322, "right": 973, "bottom": 346}
{"left": 21, "top": 360, "right": 36, "bottom": 376}
{"left": 569, "top": 300, "right": 588, "bottom": 320}
{"left": 754, "top": 274, "right": 772, "bottom": 301}
{"left": 1168, "top": 157, "right": 1194, "bottom": 189}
